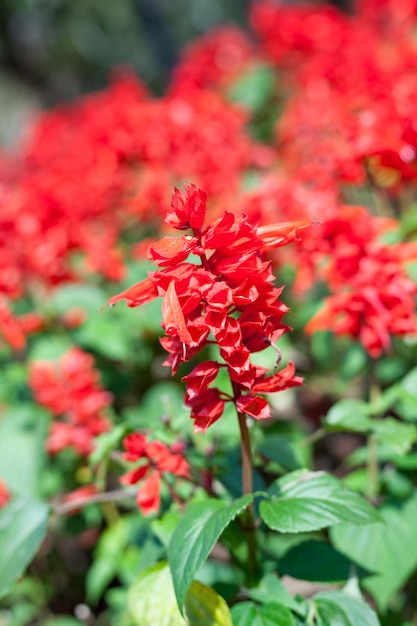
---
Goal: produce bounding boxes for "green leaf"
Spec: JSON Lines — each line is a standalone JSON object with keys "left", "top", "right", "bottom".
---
{"left": 313, "top": 591, "right": 380, "bottom": 626}
{"left": 247, "top": 573, "right": 300, "bottom": 613}
{"left": 323, "top": 399, "right": 372, "bottom": 433}
{"left": 89, "top": 424, "right": 127, "bottom": 468}
{"left": 231, "top": 601, "right": 295, "bottom": 626}
{"left": 368, "top": 385, "right": 399, "bottom": 415}
{"left": 396, "top": 367, "right": 417, "bottom": 421}
{"left": 331, "top": 494, "right": 417, "bottom": 611}
{"left": 372, "top": 418, "right": 417, "bottom": 455}
{"left": 0, "top": 406, "right": 49, "bottom": 497}
{"left": 128, "top": 562, "right": 232, "bottom": 626}
{"left": 260, "top": 471, "right": 380, "bottom": 533}
{"left": 151, "top": 508, "right": 181, "bottom": 549}
{"left": 128, "top": 562, "right": 187, "bottom": 626}
{"left": 279, "top": 540, "right": 370, "bottom": 583}
{"left": 168, "top": 495, "right": 254, "bottom": 612}
{"left": 0, "top": 497, "right": 49, "bottom": 598}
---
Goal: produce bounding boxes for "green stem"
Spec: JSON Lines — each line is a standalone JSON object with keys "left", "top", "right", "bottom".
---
{"left": 365, "top": 357, "right": 380, "bottom": 501}
{"left": 53, "top": 487, "right": 137, "bottom": 516}
{"left": 233, "top": 383, "right": 257, "bottom": 585}
{"left": 367, "top": 434, "right": 379, "bottom": 500}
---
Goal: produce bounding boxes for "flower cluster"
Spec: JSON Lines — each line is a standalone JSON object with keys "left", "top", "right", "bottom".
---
{"left": 120, "top": 433, "right": 189, "bottom": 515}
{"left": 110, "top": 185, "right": 308, "bottom": 432}
{"left": 251, "top": 0, "right": 417, "bottom": 190}
{"left": 29, "top": 347, "right": 112, "bottom": 456}
{"left": 305, "top": 206, "right": 417, "bottom": 356}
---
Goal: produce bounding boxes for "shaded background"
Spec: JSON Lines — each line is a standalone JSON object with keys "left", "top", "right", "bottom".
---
{"left": 0, "top": 0, "right": 351, "bottom": 146}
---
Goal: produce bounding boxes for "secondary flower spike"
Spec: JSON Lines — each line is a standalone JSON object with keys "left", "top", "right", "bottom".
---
{"left": 109, "top": 184, "right": 309, "bottom": 432}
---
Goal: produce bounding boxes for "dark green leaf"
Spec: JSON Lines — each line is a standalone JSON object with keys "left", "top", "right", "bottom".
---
{"left": 168, "top": 495, "right": 254, "bottom": 612}
{"left": 280, "top": 540, "right": 371, "bottom": 583}
{"left": 0, "top": 497, "right": 49, "bottom": 598}
{"left": 260, "top": 471, "right": 380, "bottom": 533}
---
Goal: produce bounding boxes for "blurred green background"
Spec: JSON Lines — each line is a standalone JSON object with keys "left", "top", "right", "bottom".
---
{"left": 0, "top": 0, "right": 253, "bottom": 146}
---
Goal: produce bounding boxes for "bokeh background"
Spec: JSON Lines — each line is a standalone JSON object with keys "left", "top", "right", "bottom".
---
{"left": 0, "top": 0, "right": 349, "bottom": 147}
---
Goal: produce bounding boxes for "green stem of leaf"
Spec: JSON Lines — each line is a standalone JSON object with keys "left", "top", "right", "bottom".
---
{"left": 233, "top": 382, "right": 257, "bottom": 585}
{"left": 365, "top": 357, "right": 380, "bottom": 500}
{"left": 366, "top": 434, "right": 379, "bottom": 500}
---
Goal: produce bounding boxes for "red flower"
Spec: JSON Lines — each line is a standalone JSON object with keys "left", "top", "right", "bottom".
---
{"left": 110, "top": 185, "right": 309, "bottom": 432}
{"left": 120, "top": 433, "right": 190, "bottom": 515}
{"left": 29, "top": 347, "right": 112, "bottom": 456}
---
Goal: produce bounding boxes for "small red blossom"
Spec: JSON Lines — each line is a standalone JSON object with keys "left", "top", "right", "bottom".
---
{"left": 165, "top": 184, "right": 208, "bottom": 231}
{"left": 0, "top": 478, "right": 11, "bottom": 509}
{"left": 120, "top": 433, "right": 190, "bottom": 516}
{"left": 110, "top": 186, "right": 309, "bottom": 432}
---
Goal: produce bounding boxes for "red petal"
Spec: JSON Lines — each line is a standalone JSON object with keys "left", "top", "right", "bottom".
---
{"left": 136, "top": 471, "right": 161, "bottom": 515}
{"left": 123, "top": 433, "right": 148, "bottom": 460}
{"left": 236, "top": 395, "right": 271, "bottom": 420}
{"left": 148, "top": 236, "right": 196, "bottom": 266}
{"left": 252, "top": 363, "right": 303, "bottom": 393}
{"left": 120, "top": 464, "right": 149, "bottom": 485}
{"left": 162, "top": 280, "right": 193, "bottom": 344}
{"left": 186, "top": 388, "right": 226, "bottom": 433}
{"left": 257, "top": 220, "right": 312, "bottom": 248}
{"left": 182, "top": 361, "right": 220, "bottom": 399}
{"left": 107, "top": 277, "right": 158, "bottom": 308}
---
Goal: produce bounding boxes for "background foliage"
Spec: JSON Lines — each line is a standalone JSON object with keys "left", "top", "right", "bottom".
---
{"left": 1, "top": 1, "right": 417, "bottom": 625}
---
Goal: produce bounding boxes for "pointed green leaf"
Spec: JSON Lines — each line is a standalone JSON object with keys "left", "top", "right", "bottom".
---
{"left": 313, "top": 591, "right": 380, "bottom": 626}
{"left": 168, "top": 495, "right": 254, "bottom": 612}
{"left": 260, "top": 471, "right": 380, "bottom": 533}
{"left": 0, "top": 497, "right": 49, "bottom": 598}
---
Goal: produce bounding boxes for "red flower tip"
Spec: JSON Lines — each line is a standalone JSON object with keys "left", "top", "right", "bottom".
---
{"left": 165, "top": 184, "right": 208, "bottom": 231}
{"left": 107, "top": 277, "right": 158, "bottom": 309}
{"left": 257, "top": 220, "right": 312, "bottom": 249}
